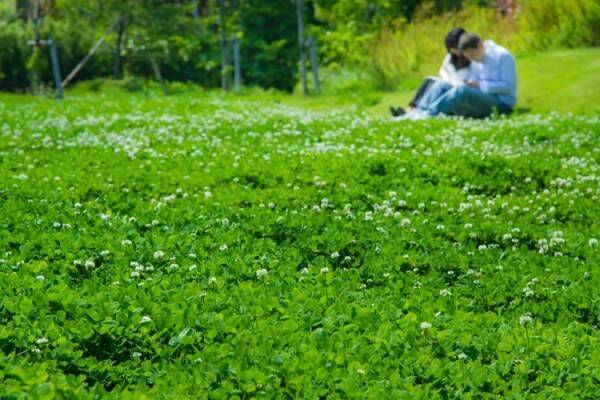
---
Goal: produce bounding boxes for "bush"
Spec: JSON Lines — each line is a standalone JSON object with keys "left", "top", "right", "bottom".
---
{"left": 0, "top": 18, "right": 30, "bottom": 91}
{"left": 516, "top": 0, "right": 600, "bottom": 50}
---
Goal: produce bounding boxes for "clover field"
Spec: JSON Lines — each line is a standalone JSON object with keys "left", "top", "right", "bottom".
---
{"left": 0, "top": 94, "right": 599, "bottom": 399}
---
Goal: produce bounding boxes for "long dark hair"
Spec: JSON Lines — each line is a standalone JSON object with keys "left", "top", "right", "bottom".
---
{"left": 445, "top": 27, "right": 470, "bottom": 70}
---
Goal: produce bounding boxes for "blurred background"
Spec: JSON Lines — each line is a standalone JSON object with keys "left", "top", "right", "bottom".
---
{"left": 0, "top": 0, "right": 598, "bottom": 111}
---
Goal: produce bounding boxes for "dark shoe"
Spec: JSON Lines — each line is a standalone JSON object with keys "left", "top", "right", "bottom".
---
{"left": 390, "top": 106, "right": 406, "bottom": 117}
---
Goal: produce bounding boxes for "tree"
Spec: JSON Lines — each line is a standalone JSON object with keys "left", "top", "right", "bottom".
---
{"left": 238, "top": 0, "right": 299, "bottom": 91}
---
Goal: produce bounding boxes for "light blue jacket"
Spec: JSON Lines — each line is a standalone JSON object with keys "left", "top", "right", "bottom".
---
{"left": 470, "top": 41, "right": 518, "bottom": 108}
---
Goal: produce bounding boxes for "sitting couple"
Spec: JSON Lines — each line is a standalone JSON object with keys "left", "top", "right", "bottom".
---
{"left": 391, "top": 28, "right": 517, "bottom": 119}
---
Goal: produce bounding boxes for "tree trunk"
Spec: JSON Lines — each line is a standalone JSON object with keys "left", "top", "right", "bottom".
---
{"left": 113, "top": 17, "right": 126, "bottom": 80}
{"left": 217, "top": 0, "right": 229, "bottom": 91}
{"left": 16, "top": 0, "right": 29, "bottom": 21}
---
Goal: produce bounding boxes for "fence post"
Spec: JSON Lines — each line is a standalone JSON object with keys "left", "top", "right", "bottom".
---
{"left": 233, "top": 35, "right": 241, "bottom": 93}
{"left": 48, "top": 38, "right": 63, "bottom": 99}
{"left": 307, "top": 37, "right": 320, "bottom": 94}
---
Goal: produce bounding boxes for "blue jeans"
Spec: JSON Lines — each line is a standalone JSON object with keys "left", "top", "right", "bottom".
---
{"left": 415, "top": 80, "right": 512, "bottom": 118}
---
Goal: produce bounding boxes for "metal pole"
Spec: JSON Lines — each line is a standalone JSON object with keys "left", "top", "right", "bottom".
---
{"left": 296, "top": 0, "right": 308, "bottom": 95}
{"left": 48, "top": 38, "right": 64, "bottom": 99}
{"left": 233, "top": 35, "right": 241, "bottom": 93}
{"left": 308, "top": 37, "right": 321, "bottom": 94}
{"left": 33, "top": 0, "right": 41, "bottom": 42}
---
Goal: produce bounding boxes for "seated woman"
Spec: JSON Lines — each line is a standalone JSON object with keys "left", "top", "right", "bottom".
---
{"left": 391, "top": 27, "right": 471, "bottom": 117}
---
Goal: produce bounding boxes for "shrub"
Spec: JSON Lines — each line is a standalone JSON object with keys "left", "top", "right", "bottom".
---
{"left": 0, "top": 18, "right": 30, "bottom": 91}
{"left": 516, "top": 0, "right": 600, "bottom": 50}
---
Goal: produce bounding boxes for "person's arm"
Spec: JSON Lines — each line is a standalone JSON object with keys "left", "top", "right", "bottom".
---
{"left": 479, "top": 53, "right": 517, "bottom": 94}
{"left": 439, "top": 54, "right": 454, "bottom": 82}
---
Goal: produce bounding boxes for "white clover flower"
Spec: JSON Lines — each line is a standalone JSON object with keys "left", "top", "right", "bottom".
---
{"left": 464, "top": 223, "right": 473, "bottom": 229}
{"left": 53, "top": 222, "right": 61, "bottom": 228}
{"left": 439, "top": 289, "right": 451, "bottom": 297}
{"left": 583, "top": 271, "right": 591, "bottom": 280}
{"left": 436, "top": 224, "right": 445, "bottom": 231}
{"left": 122, "top": 239, "right": 132, "bottom": 246}
{"left": 519, "top": 314, "right": 533, "bottom": 326}
{"left": 364, "top": 211, "right": 373, "bottom": 221}
{"left": 256, "top": 268, "right": 268, "bottom": 278}
{"left": 132, "top": 352, "right": 142, "bottom": 358}
{"left": 356, "top": 368, "right": 366, "bottom": 375}
{"left": 330, "top": 252, "right": 340, "bottom": 259}
{"left": 36, "top": 275, "right": 45, "bottom": 281}
{"left": 420, "top": 321, "right": 432, "bottom": 330}
{"left": 154, "top": 250, "right": 165, "bottom": 260}
{"left": 457, "top": 352, "right": 468, "bottom": 360}
{"left": 74, "top": 202, "right": 82, "bottom": 208}
{"left": 344, "top": 256, "right": 352, "bottom": 262}
{"left": 100, "top": 213, "right": 111, "bottom": 221}
{"left": 35, "top": 338, "right": 49, "bottom": 345}
{"left": 204, "top": 191, "right": 213, "bottom": 198}
{"left": 219, "top": 244, "right": 228, "bottom": 251}
{"left": 589, "top": 238, "right": 598, "bottom": 247}
{"left": 100, "top": 250, "right": 110, "bottom": 257}
{"left": 208, "top": 276, "right": 217, "bottom": 285}
{"left": 300, "top": 267, "right": 309, "bottom": 274}
{"left": 85, "top": 260, "right": 95, "bottom": 269}
{"left": 188, "top": 264, "right": 198, "bottom": 272}
{"left": 140, "top": 315, "right": 152, "bottom": 324}
{"left": 73, "top": 260, "right": 82, "bottom": 266}
{"left": 320, "top": 267, "right": 329, "bottom": 274}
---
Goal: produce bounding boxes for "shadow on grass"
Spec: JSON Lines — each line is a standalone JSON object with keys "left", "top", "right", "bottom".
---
{"left": 514, "top": 107, "right": 532, "bottom": 115}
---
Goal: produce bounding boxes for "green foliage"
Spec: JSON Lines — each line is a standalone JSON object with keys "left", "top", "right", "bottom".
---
{"left": 238, "top": 0, "right": 299, "bottom": 92}
{"left": 517, "top": 0, "right": 600, "bottom": 50}
{"left": 0, "top": 93, "right": 599, "bottom": 397}
{"left": 0, "top": 17, "right": 29, "bottom": 91}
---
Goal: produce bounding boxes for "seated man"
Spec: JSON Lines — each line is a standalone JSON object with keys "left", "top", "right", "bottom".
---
{"left": 413, "top": 33, "right": 517, "bottom": 118}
